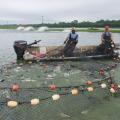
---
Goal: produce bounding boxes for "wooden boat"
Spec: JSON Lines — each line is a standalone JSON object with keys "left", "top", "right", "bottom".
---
{"left": 22, "top": 43, "right": 120, "bottom": 61}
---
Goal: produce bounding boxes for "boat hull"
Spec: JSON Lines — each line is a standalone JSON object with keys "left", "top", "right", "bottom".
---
{"left": 23, "top": 43, "right": 120, "bottom": 61}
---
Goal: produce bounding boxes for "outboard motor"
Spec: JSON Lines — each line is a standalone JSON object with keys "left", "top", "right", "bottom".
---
{"left": 13, "top": 40, "right": 41, "bottom": 60}
{"left": 13, "top": 40, "right": 27, "bottom": 60}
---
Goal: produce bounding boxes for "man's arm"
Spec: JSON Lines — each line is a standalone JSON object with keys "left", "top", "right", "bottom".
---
{"left": 64, "top": 33, "right": 70, "bottom": 44}
{"left": 110, "top": 33, "right": 113, "bottom": 41}
{"left": 76, "top": 34, "right": 78, "bottom": 42}
{"left": 110, "top": 33, "right": 115, "bottom": 48}
{"left": 64, "top": 38, "right": 68, "bottom": 44}
{"left": 101, "top": 33, "right": 104, "bottom": 44}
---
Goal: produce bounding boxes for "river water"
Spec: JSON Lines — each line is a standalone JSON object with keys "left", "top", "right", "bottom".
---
{"left": 0, "top": 29, "right": 120, "bottom": 64}
{"left": 0, "top": 29, "right": 120, "bottom": 48}
{"left": 0, "top": 30, "right": 120, "bottom": 120}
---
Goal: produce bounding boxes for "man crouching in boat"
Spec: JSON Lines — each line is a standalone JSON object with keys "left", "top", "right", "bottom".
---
{"left": 96, "top": 26, "right": 115, "bottom": 55}
{"left": 63, "top": 28, "right": 79, "bottom": 57}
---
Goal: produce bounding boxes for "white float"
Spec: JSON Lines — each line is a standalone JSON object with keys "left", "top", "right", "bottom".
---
{"left": 7, "top": 101, "right": 18, "bottom": 108}
{"left": 52, "top": 94, "right": 60, "bottom": 101}
{"left": 87, "top": 87, "right": 94, "bottom": 92}
{"left": 31, "top": 98, "right": 40, "bottom": 105}
{"left": 110, "top": 88, "right": 116, "bottom": 93}
{"left": 100, "top": 83, "right": 107, "bottom": 88}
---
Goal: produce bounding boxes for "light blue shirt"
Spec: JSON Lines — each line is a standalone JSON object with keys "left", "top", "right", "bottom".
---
{"left": 67, "top": 33, "right": 79, "bottom": 41}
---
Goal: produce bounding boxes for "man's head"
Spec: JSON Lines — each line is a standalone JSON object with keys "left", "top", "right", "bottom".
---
{"left": 71, "top": 28, "right": 75, "bottom": 34}
{"left": 104, "top": 26, "right": 110, "bottom": 32}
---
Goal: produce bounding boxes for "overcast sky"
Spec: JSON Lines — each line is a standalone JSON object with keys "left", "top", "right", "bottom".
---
{"left": 0, "top": 0, "right": 120, "bottom": 24}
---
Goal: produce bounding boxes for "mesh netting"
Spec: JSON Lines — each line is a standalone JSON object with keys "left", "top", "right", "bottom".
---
{"left": 0, "top": 60, "right": 120, "bottom": 120}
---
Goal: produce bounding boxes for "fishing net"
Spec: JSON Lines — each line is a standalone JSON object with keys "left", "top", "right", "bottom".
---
{"left": 0, "top": 59, "right": 120, "bottom": 120}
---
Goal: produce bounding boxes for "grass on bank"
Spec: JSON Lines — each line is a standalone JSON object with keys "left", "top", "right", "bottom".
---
{"left": 77, "top": 28, "right": 120, "bottom": 33}
{"left": 48, "top": 28, "right": 120, "bottom": 33}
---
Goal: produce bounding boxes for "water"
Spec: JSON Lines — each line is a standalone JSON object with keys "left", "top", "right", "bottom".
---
{"left": 0, "top": 29, "right": 120, "bottom": 64}
{"left": 0, "top": 30, "right": 120, "bottom": 120}
{"left": 0, "top": 29, "right": 120, "bottom": 48}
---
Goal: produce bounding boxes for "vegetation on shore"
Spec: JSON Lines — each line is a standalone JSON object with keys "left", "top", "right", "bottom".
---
{"left": 0, "top": 20, "right": 120, "bottom": 33}
{"left": 40, "top": 20, "right": 120, "bottom": 28}
{"left": 0, "top": 25, "right": 17, "bottom": 29}
{"left": 77, "top": 28, "right": 120, "bottom": 33}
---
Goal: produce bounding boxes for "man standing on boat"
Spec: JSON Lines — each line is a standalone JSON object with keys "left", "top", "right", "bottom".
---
{"left": 97, "top": 26, "right": 115, "bottom": 54}
{"left": 63, "top": 28, "right": 78, "bottom": 57}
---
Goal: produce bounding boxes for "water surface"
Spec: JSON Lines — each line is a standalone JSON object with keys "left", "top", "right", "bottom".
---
{"left": 0, "top": 30, "right": 120, "bottom": 120}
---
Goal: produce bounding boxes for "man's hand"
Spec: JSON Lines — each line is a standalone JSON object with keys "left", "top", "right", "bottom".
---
{"left": 111, "top": 40, "right": 115, "bottom": 48}
{"left": 64, "top": 40, "right": 68, "bottom": 44}
{"left": 101, "top": 39, "right": 105, "bottom": 44}
{"left": 64, "top": 41, "right": 66, "bottom": 44}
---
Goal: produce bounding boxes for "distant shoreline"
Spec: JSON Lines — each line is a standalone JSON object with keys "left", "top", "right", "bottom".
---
{"left": 0, "top": 26, "right": 120, "bottom": 33}
{"left": 48, "top": 28, "right": 120, "bottom": 33}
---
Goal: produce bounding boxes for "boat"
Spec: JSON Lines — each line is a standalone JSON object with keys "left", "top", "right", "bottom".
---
{"left": 13, "top": 40, "right": 120, "bottom": 61}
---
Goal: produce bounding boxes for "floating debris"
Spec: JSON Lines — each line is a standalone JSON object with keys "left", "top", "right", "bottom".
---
{"left": 54, "top": 65, "right": 61, "bottom": 73}
{"left": 45, "top": 74, "right": 54, "bottom": 80}
{"left": 81, "top": 110, "right": 89, "bottom": 115}
{"left": 22, "top": 79, "right": 36, "bottom": 82}
{"left": 60, "top": 113, "right": 71, "bottom": 118}
{"left": 0, "top": 79, "right": 5, "bottom": 82}
{"left": 45, "top": 77, "right": 54, "bottom": 80}
{"left": 47, "top": 75, "right": 53, "bottom": 78}
{"left": 28, "top": 61, "right": 33, "bottom": 64}
{"left": 64, "top": 73, "right": 70, "bottom": 77}
{"left": 19, "top": 63, "right": 23, "bottom": 66}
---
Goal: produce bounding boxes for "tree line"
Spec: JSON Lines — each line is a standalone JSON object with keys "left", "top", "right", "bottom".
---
{"left": 0, "top": 20, "right": 120, "bottom": 28}
{"left": 33, "top": 20, "right": 120, "bottom": 28}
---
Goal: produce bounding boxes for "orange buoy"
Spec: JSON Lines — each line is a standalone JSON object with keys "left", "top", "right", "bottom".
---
{"left": 99, "top": 68, "right": 105, "bottom": 76}
{"left": 111, "top": 84, "right": 117, "bottom": 90}
{"left": 71, "top": 88, "right": 78, "bottom": 95}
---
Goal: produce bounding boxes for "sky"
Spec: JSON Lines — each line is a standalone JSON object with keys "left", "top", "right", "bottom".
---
{"left": 0, "top": 0, "right": 120, "bottom": 24}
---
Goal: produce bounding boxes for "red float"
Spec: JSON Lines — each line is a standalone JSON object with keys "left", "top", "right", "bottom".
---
{"left": 48, "top": 84, "right": 56, "bottom": 90}
{"left": 10, "top": 84, "right": 19, "bottom": 92}
{"left": 111, "top": 84, "right": 117, "bottom": 90}
{"left": 99, "top": 68, "right": 105, "bottom": 76}
{"left": 85, "top": 81, "right": 92, "bottom": 85}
